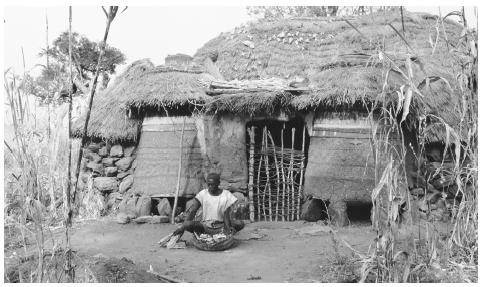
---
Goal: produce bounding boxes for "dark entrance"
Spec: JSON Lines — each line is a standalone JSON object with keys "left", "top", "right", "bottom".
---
{"left": 346, "top": 201, "right": 373, "bottom": 224}
{"left": 246, "top": 117, "right": 309, "bottom": 221}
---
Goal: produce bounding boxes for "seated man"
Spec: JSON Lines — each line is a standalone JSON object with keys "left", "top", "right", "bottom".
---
{"left": 173, "top": 173, "right": 244, "bottom": 236}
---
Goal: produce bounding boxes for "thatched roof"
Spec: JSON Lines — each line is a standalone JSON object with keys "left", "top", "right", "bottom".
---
{"left": 72, "top": 59, "right": 213, "bottom": 142}
{"left": 73, "top": 10, "right": 464, "bottom": 143}
{"left": 72, "top": 59, "right": 153, "bottom": 142}
{"left": 122, "top": 66, "right": 212, "bottom": 110}
{"left": 194, "top": 10, "right": 464, "bottom": 141}
{"left": 195, "top": 11, "right": 460, "bottom": 81}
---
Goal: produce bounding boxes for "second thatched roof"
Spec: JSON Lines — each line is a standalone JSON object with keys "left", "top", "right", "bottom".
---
{"left": 194, "top": 10, "right": 465, "bottom": 141}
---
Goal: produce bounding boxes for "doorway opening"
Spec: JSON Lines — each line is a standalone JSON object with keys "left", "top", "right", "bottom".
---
{"left": 246, "top": 117, "right": 310, "bottom": 221}
{"left": 346, "top": 201, "right": 372, "bottom": 225}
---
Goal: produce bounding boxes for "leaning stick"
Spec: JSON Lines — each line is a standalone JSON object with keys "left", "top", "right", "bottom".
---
{"left": 267, "top": 131, "right": 281, "bottom": 221}
{"left": 289, "top": 128, "right": 296, "bottom": 221}
{"left": 261, "top": 128, "right": 267, "bottom": 221}
{"left": 256, "top": 135, "right": 263, "bottom": 221}
{"left": 281, "top": 124, "right": 286, "bottom": 221}
{"left": 248, "top": 127, "right": 256, "bottom": 222}
{"left": 263, "top": 127, "right": 273, "bottom": 221}
{"left": 171, "top": 117, "right": 186, "bottom": 224}
{"left": 297, "top": 127, "right": 306, "bottom": 220}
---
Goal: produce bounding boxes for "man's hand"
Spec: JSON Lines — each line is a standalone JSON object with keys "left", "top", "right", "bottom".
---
{"left": 172, "top": 225, "right": 185, "bottom": 236}
{"left": 224, "top": 226, "right": 236, "bottom": 235}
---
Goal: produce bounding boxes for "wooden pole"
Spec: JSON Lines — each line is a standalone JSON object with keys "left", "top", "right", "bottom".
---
{"left": 171, "top": 117, "right": 186, "bottom": 224}
{"left": 263, "top": 127, "right": 273, "bottom": 221}
{"left": 281, "top": 123, "right": 286, "bottom": 221}
{"left": 261, "top": 128, "right": 267, "bottom": 221}
{"left": 289, "top": 128, "right": 295, "bottom": 221}
{"left": 248, "top": 127, "right": 256, "bottom": 222}
{"left": 72, "top": 6, "right": 119, "bottom": 203}
{"left": 297, "top": 127, "right": 306, "bottom": 220}
{"left": 45, "top": 11, "right": 50, "bottom": 139}
{"left": 256, "top": 132, "right": 263, "bottom": 221}
{"left": 21, "top": 47, "right": 29, "bottom": 125}
{"left": 64, "top": 6, "right": 74, "bottom": 282}
{"left": 267, "top": 131, "right": 281, "bottom": 221}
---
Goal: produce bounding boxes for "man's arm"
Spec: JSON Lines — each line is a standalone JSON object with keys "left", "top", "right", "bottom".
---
{"left": 185, "top": 198, "right": 201, "bottom": 221}
{"left": 223, "top": 205, "right": 235, "bottom": 234}
{"left": 173, "top": 198, "right": 201, "bottom": 236}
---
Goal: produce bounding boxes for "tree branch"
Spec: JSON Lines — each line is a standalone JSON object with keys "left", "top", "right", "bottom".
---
{"left": 101, "top": 6, "right": 108, "bottom": 18}
{"left": 72, "top": 6, "right": 119, "bottom": 203}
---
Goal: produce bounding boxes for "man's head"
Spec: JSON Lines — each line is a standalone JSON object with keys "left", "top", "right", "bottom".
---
{"left": 206, "top": 173, "right": 221, "bottom": 194}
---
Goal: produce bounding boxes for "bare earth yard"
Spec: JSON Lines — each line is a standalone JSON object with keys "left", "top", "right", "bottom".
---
{"left": 66, "top": 218, "right": 375, "bottom": 283}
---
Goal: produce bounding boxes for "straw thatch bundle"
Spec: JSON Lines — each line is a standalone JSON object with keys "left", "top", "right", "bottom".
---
{"left": 124, "top": 66, "right": 212, "bottom": 110}
{"left": 205, "top": 91, "right": 294, "bottom": 115}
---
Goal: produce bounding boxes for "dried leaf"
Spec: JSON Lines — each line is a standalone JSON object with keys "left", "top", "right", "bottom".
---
{"left": 396, "top": 85, "right": 405, "bottom": 114}
{"left": 443, "top": 11, "right": 463, "bottom": 20}
{"left": 454, "top": 133, "right": 461, "bottom": 167}
{"left": 470, "top": 40, "right": 477, "bottom": 57}
{"left": 405, "top": 57, "right": 414, "bottom": 81}
{"left": 390, "top": 201, "right": 400, "bottom": 222}
{"left": 431, "top": 26, "right": 440, "bottom": 55}
{"left": 402, "top": 263, "right": 411, "bottom": 282}
{"left": 401, "top": 88, "right": 412, "bottom": 123}
{"left": 371, "top": 160, "right": 393, "bottom": 201}
{"left": 379, "top": 234, "right": 389, "bottom": 251}
{"left": 382, "top": 69, "right": 391, "bottom": 93}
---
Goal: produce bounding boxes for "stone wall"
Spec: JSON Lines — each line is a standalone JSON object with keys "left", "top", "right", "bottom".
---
{"left": 303, "top": 113, "right": 376, "bottom": 225}
{"left": 78, "top": 141, "right": 137, "bottom": 214}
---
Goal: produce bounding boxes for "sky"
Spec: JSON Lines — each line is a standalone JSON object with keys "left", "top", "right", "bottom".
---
{"left": 4, "top": 6, "right": 252, "bottom": 76}
{"left": 2, "top": 3, "right": 479, "bottom": 78}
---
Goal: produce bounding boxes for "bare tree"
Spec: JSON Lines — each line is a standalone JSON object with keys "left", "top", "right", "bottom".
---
{"left": 72, "top": 6, "right": 125, "bottom": 204}
{"left": 64, "top": 6, "right": 126, "bottom": 282}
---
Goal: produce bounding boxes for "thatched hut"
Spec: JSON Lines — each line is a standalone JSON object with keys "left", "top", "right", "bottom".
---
{"left": 73, "top": 56, "right": 213, "bottom": 208}
{"left": 194, "top": 10, "right": 463, "bottom": 224}
{"left": 73, "top": 10, "right": 462, "bottom": 225}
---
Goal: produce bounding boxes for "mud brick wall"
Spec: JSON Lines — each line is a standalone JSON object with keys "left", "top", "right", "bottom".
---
{"left": 132, "top": 116, "right": 204, "bottom": 197}
{"left": 195, "top": 114, "right": 249, "bottom": 193}
{"left": 304, "top": 114, "right": 376, "bottom": 204}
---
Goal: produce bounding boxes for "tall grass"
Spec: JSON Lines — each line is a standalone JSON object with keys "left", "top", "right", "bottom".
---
{"left": 3, "top": 70, "right": 83, "bottom": 282}
{"left": 356, "top": 9, "right": 477, "bottom": 283}
{"left": 4, "top": 6, "right": 124, "bottom": 282}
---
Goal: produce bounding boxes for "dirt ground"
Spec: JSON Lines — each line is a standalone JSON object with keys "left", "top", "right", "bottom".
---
{"left": 65, "top": 218, "right": 375, "bottom": 283}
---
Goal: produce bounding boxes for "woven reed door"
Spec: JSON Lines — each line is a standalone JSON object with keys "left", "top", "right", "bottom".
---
{"left": 247, "top": 124, "right": 306, "bottom": 221}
